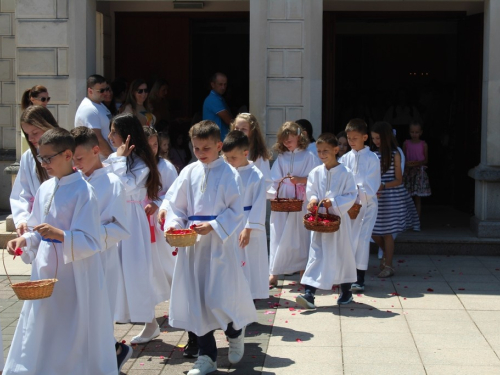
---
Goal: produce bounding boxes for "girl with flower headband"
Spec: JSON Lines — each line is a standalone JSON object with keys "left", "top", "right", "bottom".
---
{"left": 296, "top": 133, "right": 358, "bottom": 309}
{"left": 268, "top": 121, "right": 321, "bottom": 288}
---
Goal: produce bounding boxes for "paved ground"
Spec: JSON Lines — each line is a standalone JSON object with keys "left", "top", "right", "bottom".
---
{"left": 1, "top": 254, "right": 500, "bottom": 374}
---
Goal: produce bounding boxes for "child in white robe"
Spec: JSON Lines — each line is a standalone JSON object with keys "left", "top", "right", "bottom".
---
{"left": 268, "top": 121, "right": 321, "bottom": 288}
{"left": 5, "top": 128, "right": 116, "bottom": 375}
{"left": 71, "top": 126, "right": 133, "bottom": 370}
{"left": 158, "top": 120, "right": 256, "bottom": 375}
{"left": 232, "top": 113, "right": 273, "bottom": 194}
{"left": 339, "top": 118, "right": 381, "bottom": 292}
{"left": 10, "top": 106, "right": 59, "bottom": 236}
{"left": 296, "top": 133, "right": 358, "bottom": 309}
{"left": 106, "top": 114, "right": 164, "bottom": 343}
{"left": 222, "top": 130, "right": 269, "bottom": 300}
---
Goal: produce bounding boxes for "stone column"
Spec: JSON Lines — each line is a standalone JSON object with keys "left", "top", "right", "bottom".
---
{"left": 250, "top": 0, "right": 323, "bottom": 149}
{"left": 15, "top": 0, "right": 96, "bottom": 140}
{"left": 468, "top": 0, "right": 500, "bottom": 238}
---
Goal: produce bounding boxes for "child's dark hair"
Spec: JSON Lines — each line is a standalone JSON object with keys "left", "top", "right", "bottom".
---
{"left": 295, "top": 119, "right": 315, "bottom": 142}
{"left": 70, "top": 126, "right": 99, "bottom": 149}
{"left": 409, "top": 121, "right": 423, "bottom": 132}
{"left": 316, "top": 133, "right": 338, "bottom": 148}
{"left": 158, "top": 131, "right": 170, "bottom": 144}
{"left": 20, "top": 105, "right": 60, "bottom": 183}
{"left": 274, "top": 121, "right": 309, "bottom": 154}
{"left": 345, "top": 118, "right": 368, "bottom": 135}
{"left": 111, "top": 113, "right": 162, "bottom": 200}
{"left": 189, "top": 120, "right": 221, "bottom": 142}
{"left": 222, "top": 130, "right": 249, "bottom": 153}
{"left": 370, "top": 121, "right": 398, "bottom": 174}
{"left": 39, "top": 128, "right": 75, "bottom": 153}
{"left": 336, "top": 131, "right": 347, "bottom": 140}
{"left": 143, "top": 126, "right": 160, "bottom": 164}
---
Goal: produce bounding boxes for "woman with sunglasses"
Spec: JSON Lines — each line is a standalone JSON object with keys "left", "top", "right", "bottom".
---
{"left": 21, "top": 85, "right": 51, "bottom": 110}
{"left": 120, "top": 79, "right": 156, "bottom": 127}
{"left": 10, "top": 106, "right": 60, "bottom": 237}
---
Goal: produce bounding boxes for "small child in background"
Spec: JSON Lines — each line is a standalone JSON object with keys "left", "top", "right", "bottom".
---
{"left": 223, "top": 130, "right": 269, "bottom": 300}
{"left": 232, "top": 113, "right": 272, "bottom": 192}
{"left": 336, "top": 131, "right": 350, "bottom": 159}
{"left": 403, "top": 122, "right": 431, "bottom": 218}
{"left": 370, "top": 122, "right": 420, "bottom": 278}
{"left": 168, "top": 122, "right": 192, "bottom": 172}
{"left": 268, "top": 122, "right": 321, "bottom": 288}
{"left": 158, "top": 121, "right": 256, "bottom": 375}
{"left": 158, "top": 131, "right": 171, "bottom": 160}
{"left": 339, "top": 119, "right": 381, "bottom": 292}
{"left": 296, "top": 133, "right": 358, "bottom": 309}
{"left": 296, "top": 119, "right": 317, "bottom": 155}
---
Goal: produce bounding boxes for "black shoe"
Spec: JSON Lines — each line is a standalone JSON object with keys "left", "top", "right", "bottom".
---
{"left": 117, "top": 343, "right": 133, "bottom": 372}
{"left": 295, "top": 293, "right": 316, "bottom": 310}
{"left": 337, "top": 291, "right": 353, "bottom": 305}
{"left": 183, "top": 337, "right": 199, "bottom": 358}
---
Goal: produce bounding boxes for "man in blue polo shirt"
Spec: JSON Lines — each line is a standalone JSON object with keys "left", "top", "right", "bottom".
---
{"left": 202, "top": 72, "right": 233, "bottom": 140}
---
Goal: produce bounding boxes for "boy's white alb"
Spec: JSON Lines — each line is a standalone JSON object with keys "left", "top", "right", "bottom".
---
{"left": 106, "top": 153, "right": 157, "bottom": 323}
{"left": 162, "top": 157, "right": 257, "bottom": 336}
{"left": 235, "top": 162, "right": 269, "bottom": 299}
{"left": 268, "top": 148, "right": 321, "bottom": 275}
{"left": 301, "top": 164, "right": 358, "bottom": 288}
{"left": 5, "top": 172, "right": 116, "bottom": 375}
{"left": 339, "top": 146, "right": 381, "bottom": 270}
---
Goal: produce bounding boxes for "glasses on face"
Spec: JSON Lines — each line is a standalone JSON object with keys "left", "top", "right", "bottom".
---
{"left": 95, "top": 87, "right": 110, "bottom": 94}
{"left": 34, "top": 97, "right": 51, "bottom": 103}
{"left": 36, "top": 150, "right": 64, "bottom": 164}
{"left": 136, "top": 89, "right": 149, "bottom": 94}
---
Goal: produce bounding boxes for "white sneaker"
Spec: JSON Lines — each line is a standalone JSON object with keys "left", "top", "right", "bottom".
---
{"left": 130, "top": 326, "right": 160, "bottom": 344}
{"left": 187, "top": 355, "right": 217, "bottom": 375}
{"left": 227, "top": 326, "right": 245, "bottom": 364}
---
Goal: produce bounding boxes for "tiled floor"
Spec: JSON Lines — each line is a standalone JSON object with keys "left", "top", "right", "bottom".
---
{"left": 1, "top": 254, "right": 500, "bottom": 374}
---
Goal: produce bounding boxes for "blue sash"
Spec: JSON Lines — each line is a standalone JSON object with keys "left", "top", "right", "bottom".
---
{"left": 188, "top": 216, "right": 217, "bottom": 221}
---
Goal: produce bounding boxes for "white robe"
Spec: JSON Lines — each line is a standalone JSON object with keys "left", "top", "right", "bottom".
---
{"left": 301, "top": 164, "right": 358, "bottom": 289}
{"left": 252, "top": 156, "right": 273, "bottom": 198}
{"left": 106, "top": 153, "right": 156, "bottom": 323}
{"left": 339, "top": 146, "right": 381, "bottom": 270}
{"left": 161, "top": 157, "right": 257, "bottom": 336}
{"left": 10, "top": 150, "right": 40, "bottom": 228}
{"left": 235, "top": 162, "right": 269, "bottom": 300}
{"left": 147, "top": 158, "right": 178, "bottom": 304}
{"left": 83, "top": 167, "right": 130, "bottom": 321}
{"left": 4, "top": 172, "right": 116, "bottom": 375}
{"left": 268, "top": 148, "right": 321, "bottom": 275}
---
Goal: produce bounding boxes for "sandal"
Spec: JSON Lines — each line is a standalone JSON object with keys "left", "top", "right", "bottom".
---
{"left": 379, "top": 258, "right": 386, "bottom": 271}
{"left": 377, "top": 266, "right": 395, "bottom": 278}
{"left": 269, "top": 275, "right": 278, "bottom": 289}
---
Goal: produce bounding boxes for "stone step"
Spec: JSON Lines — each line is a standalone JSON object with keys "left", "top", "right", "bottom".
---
{"left": 0, "top": 216, "right": 16, "bottom": 250}
{"left": 6, "top": 214, "right": 15, "bottom": 232}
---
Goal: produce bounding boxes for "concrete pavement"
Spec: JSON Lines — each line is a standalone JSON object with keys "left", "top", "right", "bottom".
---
{"left": 1, "top": 254, "right": 500, "bottom": 374}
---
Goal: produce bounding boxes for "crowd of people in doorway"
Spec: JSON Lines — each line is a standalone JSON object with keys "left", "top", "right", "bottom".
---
{"left": 1, "top": 73, "right": 431, "bottom": 375}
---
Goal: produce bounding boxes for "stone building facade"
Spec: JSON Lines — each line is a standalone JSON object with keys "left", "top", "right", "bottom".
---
{"left": 1, "top": 0, "right": 499, "bottom": 239}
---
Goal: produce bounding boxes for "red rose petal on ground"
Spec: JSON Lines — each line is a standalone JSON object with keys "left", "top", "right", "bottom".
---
{"left": 390, "top": 292, "right": 400, "bottom": 296}
{"left": 289, "top": 307, "right": 296, "bottom": 311}
{"left": 404, "top": 298, "right": 407, "bottom": 300}
{"left": 427, "top": 288, "right": 434, "bottom": 292}
{"left": 160, "top": 356, "right": 165, "bottom": 359}
{"left": 121, "top": 340, "right": 126, "bottom": 344}
{"left": 296, "top": 339, "right": 302, "bottom": 343}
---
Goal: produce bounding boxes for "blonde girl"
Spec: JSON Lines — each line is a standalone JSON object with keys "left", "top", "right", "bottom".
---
{"left": 268, "top": 122, "right": 321, "bottom": 288}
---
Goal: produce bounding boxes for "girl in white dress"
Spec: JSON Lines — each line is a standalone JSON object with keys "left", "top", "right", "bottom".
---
{"left": 296, "top": 133, "right": 358, "bottom": 309}
{"left": 106, "top": 113, "right": 163, "bottom": 343}
{"left": 232, "top": 113, "right": 272, "bottom": 193}
{"left": 268, "top": 122, "right": 321, "bottom": 288}
{"left": 10, "top": 106, "right": 59, "bottom": 236}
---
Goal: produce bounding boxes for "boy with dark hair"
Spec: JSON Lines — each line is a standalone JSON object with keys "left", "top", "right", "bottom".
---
{"left": 5, "top": 128, "right": 117, "bottom": 375}
{"left": 339, "top": 118, "right": 381, "bottom": 292}
{"left": 158, "top": 121, "right": 256, "bottom": 375}
{"left": 71, "top": 126, "right": 133, "bottom": 371}
{"left": 222, "top": 130, "right": 269, "bottom": 300}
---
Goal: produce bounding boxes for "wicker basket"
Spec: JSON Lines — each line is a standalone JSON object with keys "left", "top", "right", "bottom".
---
{"left": 303, "top": 199, "right": 341, "bottom": 233}
{"left": 3, "top": 244, "right": 58, "bottom": 300}
{"left": 270, "top": 176, "right": 304, "bottom": 212}
{"left": 165, "top": 229, "right": 197, "bottom": 247}
{"left": 347, "top": 203, "right": 362, "bottom": 220}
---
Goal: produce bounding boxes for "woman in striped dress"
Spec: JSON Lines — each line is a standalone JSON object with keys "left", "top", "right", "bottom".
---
{"left": 370, "top": 122, "right": 419, "bottom": 278}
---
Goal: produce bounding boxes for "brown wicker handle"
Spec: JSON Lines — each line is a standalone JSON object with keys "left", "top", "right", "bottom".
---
{"left": 275, "top": 176, "right": 298, "bottom": 201}
{"left": 314, "top": 198, "right": 342, "bottom": 221}
{"left": 2, "top": 241, "right": 59, "bottom": 285}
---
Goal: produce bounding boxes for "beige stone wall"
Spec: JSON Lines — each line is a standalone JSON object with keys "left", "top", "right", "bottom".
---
{"left": 0, "top": 0, "right": 16, "bottom": 151}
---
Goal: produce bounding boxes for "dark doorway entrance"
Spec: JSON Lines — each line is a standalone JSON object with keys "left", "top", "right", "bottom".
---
{"left": 114, "top": 12, "right": 249, "bottom": 121}
{"left": 323, "top": 12, "right": 483, "bottom": 213}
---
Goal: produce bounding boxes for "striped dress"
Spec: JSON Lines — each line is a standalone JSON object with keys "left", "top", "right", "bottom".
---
{"left": 373, "top": 150, "right": 419, "bottom": 235}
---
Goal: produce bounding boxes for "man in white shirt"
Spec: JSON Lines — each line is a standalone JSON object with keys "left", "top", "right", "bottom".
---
{"left": 74, "top": 74, "right": 114, "bottom": 158}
